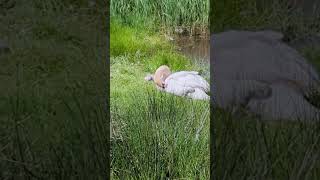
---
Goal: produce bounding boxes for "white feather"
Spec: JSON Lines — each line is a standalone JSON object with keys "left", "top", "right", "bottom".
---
{"left": 164, "top": 71, "right": 210, "bottom": 100}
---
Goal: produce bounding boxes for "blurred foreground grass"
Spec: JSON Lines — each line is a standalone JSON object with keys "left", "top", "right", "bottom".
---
{"left": 0, "top": 1, "right": 109, "bottom": 178}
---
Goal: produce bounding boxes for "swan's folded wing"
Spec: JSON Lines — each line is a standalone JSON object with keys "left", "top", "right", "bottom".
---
{"left": 166, "top": 71, "right": 199, "bottom": 80}
{"left": 188, "top": 88, "right": 210, "bottom": 100}
{"left": 169, "top": 73, "right": 209, "bottom": 92}
{"left": 165, "top": 79, "right": 195, "bottom": 96}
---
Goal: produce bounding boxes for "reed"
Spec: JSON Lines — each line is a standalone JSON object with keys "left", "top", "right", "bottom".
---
{"left": 213, "top": 108, "right": 320, "bottom": 179}
{"left": 111, "top": 90, "right": 210, "bottom": 179}
{"left": 110, "top": 0, "right": 209, "bottom": 33}
{"left": 0, "top": 1, "right": 108, "bottom": 178}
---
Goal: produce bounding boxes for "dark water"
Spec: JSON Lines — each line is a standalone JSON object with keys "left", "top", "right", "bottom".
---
{"left": 171, "top": 35, "right": 209, "bottom": 63}
{"left": 169, "top": 34, "right": 210, "bottom": 80}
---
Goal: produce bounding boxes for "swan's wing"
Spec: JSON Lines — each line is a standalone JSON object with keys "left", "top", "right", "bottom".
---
{"left": 247, "top": 82, "right": 320, "bottom": 121}
{"left": 165, "top": 79, "right": 195, "bottom": 96}
{"left": 166, "top": 71, "right": 199, "bottom": 80}
{"left": 253, "top": 30, "right": 284, "bottom": 41}
{"left": 188, "top": 88, "right": 210, "bottom": 100}
{"left": 166, "top": 73, "right": 209, "bottom": 92}
{"left": 177, "top": 74, "right": 209, "bottom": 92}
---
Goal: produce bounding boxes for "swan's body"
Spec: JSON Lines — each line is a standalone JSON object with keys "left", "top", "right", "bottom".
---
{"left": 145, "top": 67, "right": 210, "bottom": 100}
{"left": 164, "top": 71, "right": 210, "bottom": 100}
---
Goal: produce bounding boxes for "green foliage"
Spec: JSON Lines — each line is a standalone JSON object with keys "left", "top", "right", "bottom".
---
{"left": 0, "top": 1, "right": 108, "bottom": 178}
{"left": 111, "top": 90, "right": 209, "bottom": 179}
{"left": 303, "top": 47, "right": 320, "bottom": 72}
{"left": 110, "top": 20, "right": 196, "bottom": 72}
{"left": 145, "top": 51, "right": 193, "bottom": 72}
{"left": 110, "top": 20, "right": 170, "bottom": 57}
{"left": 213, "top": 108, "right": 320, "bottom": 179}
{"left": 110, "top": 0, "right": 209, "bottom": 30}
{"left": 210, "top": 0, "right": 320, "bottom": 39}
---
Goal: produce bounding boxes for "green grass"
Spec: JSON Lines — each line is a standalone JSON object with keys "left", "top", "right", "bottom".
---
{"left": 110, "top": 20, "right": 171, "bottom": 57}
{"left": 214, "top": 109, "right": 320, "bottom": 179}
{"left": 111, "top": 90, "right": 209, "bottom": 179}
{"left": 304, "top": 47, "right": 320, "bottom": 71}
{"left": 0, "top": 1, "right": 108, "bottom": 178}
{"left": 110, "top": 20, "right": 201, "bottom": 72}
{"left": 110, "top": 20, "right": 210, "bottom": 178}
{"left": 110, "top": 0, "right": 209, "bottom": 34}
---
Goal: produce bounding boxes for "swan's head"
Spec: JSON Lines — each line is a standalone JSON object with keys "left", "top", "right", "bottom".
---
{"left": 144, "top": 74, "right": 154, "bottom": 81}
{"left": 154, "top": 65, "right": 171, "bottom": 88}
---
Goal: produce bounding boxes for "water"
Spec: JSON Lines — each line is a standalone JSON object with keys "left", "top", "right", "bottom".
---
{"left": 170, "top": 34, "right": 210, "bottom": 80}
{"left": 171, "top": 35, "right": 209, "bottom": 63}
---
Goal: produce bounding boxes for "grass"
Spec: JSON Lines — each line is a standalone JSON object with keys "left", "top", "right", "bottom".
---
{"left": 111, "top": 89, "right": 209, "bottom": 179}
{"left": 0, "top": 1, "right": 109, "bottom": 179}
{"left": 110, "top": 20, "right": 204, "bottom": 73}
{"left": 110, "top": 0, "right": 209, "bottom": 34}
{"left": 110, "top": 20, "right": 210, "bottom": 178}
{"left": 214, "top": 109, "right": 320, "bottom": 179}
{"left": 210, "top": 0, "right": 320, "bottom": 178}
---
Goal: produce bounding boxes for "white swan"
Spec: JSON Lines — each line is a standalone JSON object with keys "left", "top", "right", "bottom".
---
{"left": 145, "top": 66, "right": 210, "bottom": 100}
{"left": 164, "top": 71, "right": 210, "bottom": 100}
{"left": 211, "top": 30, "right": 320, "bottom": 121}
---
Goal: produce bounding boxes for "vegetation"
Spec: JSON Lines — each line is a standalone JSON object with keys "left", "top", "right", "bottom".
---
{"left": 0, "top": 1, "right": 109, "bottom": 179}
{"left": 214, "top": 109, "right": 320, "bottom": 179}
{"left": 210, "top": 0, "right": 319, "bottom": 39}
{"left": 0, "top": 0, "right": 210, "bottom": 178}
{"left": 5, "top": 0, "right": 319, "bottom": 179}
{"left": 110, "top": 20, "right": 210, "bottom": 179}
{"left": 110, "top": 0, "right": 209, "bottom": 34}
{"left": 109, "top": 1, "right": 210, "bottom": 178}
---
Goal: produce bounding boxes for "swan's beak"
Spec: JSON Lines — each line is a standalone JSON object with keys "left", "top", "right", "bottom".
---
{"left": 144, "top": 74, "right": 154, "bottom": 81}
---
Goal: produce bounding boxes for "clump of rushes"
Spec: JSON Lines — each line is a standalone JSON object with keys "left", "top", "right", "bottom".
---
{"left": 110, "top": 0, "right": 209, "bottom": 35}
{"left": 111, "top": 90, "right": 210, "bottom": 179}
{"left": 0, "top": 0, "right": 109, "bottom": 178}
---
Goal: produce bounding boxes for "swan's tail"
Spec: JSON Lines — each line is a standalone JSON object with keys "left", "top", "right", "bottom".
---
{"left": 189, "top": 89, "right": 210, "bottom": 100}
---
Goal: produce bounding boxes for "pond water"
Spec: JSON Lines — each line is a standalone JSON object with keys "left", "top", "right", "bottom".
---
{"left": 171, "top": 35, "right": 209, "bottom": 63}
{"left": 168, "top": 34, "right": 210, "bottom": 80}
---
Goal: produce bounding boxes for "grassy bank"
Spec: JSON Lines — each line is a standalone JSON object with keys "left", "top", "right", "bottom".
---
{"left": 110, "top": 20, "right": 210, "bottom": 178}
{"left": 110, "top": 0, "right": 209, "bottom": 35}
{"left": 0, "top": 1, "right": 108, "bottom": 178}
